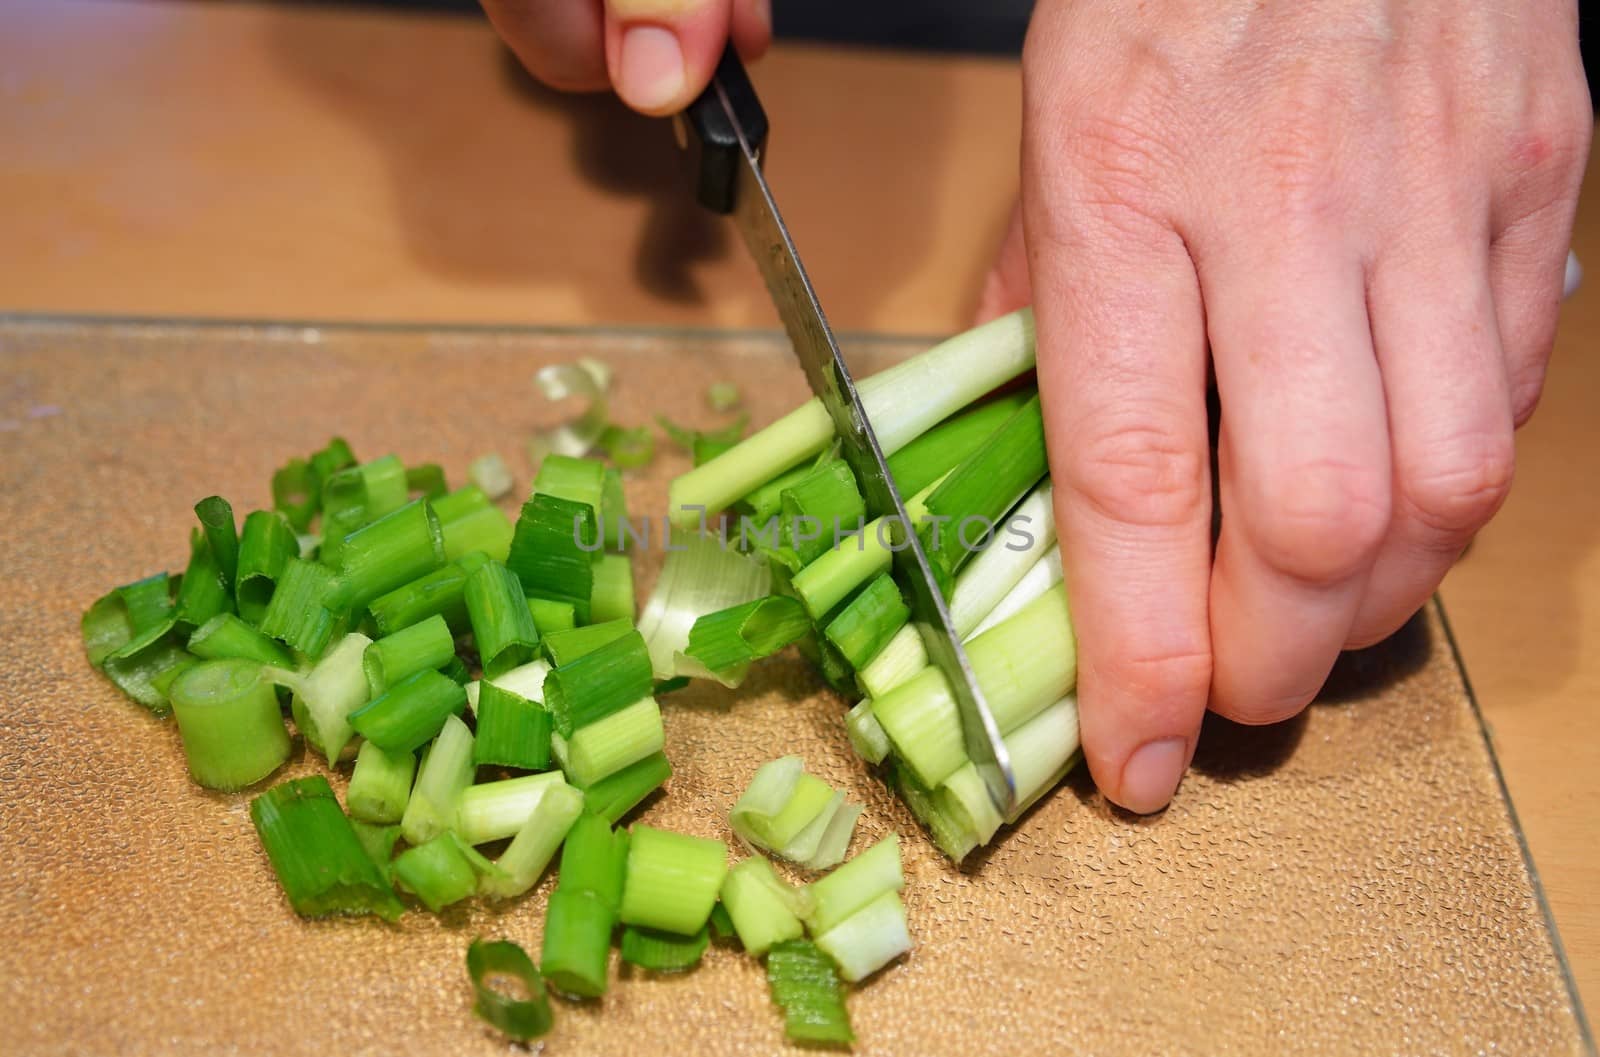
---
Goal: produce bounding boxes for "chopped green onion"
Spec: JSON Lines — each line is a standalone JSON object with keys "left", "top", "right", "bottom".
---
{"left": 590, "top": 553, "right": 634, "bottom": 625}
{"left": 249, "top": 775, "right": 403, "bottom": 921}
{"left": 400, "top": 714, "right": 476, "bottom": 846}
{"left": 893, "top": 762, "right": 978, "bottom": 861}
{"left": 393, "top": 831, "right": 480, "bottom": 912}
{"left": 117, "top": 572, "right": 175, "bottom": 636}
{"left": 670, "top": 308, "right": 1035, "bottom": 526}
{"left": 532, "top": 360, "right": 611, "bottom": 462}
{"left": 441, "top": 655, "right": 471, "bottom": 685}
{"left": 620, "top": 925, "right": 709, "bottom": 971}
{"left": 473, "top": 683, "right": 552, "bottom": 771}
{"left": 455, "top": 772, "right": 568, "bottom": 846}
{"left": 434, "top": 486, "right": 514, "bottom": 563}
{"left": 556, "top": 813, "right": 630, "bottom": 911}
{"left": 543, "top": 630, "right": 654, "bottom": 737}
{"left": 103, "top": 625, "right": 194, "bottom": 715}
{"left": 481, "top": 657, "right": 553, "bottom": 703}
{"left": 731, "top": 759, "right": 842, "bottom": 860}
{"left": 334, "top": 499, "right": 446, "bottom": 611}
{"left": 432, "top": 484, "right": 492, "bottom": 524}
{"left": 885, "top": 389, "right": 1033, "bottom": 498}
{"left": 845, "top": 700, "right": 891, "bottom": 765}
{"left": 81, "top": 588, "right": 136, "bottom": 668}
{"left": 948, "top": 480, "right": 1055, "bottom": 638}
{"left": 405, "top": 462, "right": 448, "bottom": 499}
{"left": 765, "top": 940, "right": 854, "bottom": 1046}
{"left": 351, "top": 820, "right": 401, "bottom": 874}
{"left": 684, "top": 595, "right": 811, "bottom": 687}
{"left": 174, "top": 528, "right": 231, "bottom": 631}
{"left": 348, "top": 669, "right": 467, "bottom": 755}
{"left": 468, "top": 453, "right": 514, "bottom": 500}
{"left": 967, "top": 545, "right": 1062, "bottom": 642}
{"left": 619, "top": 825, "right": 728, "bottom": 936}
{"left": 236, "top": 509, "right": 298, "bottom": 623}
{"left": 636, "top": 530, "right": 771, "bottom": 680}
{"left": 789, "top": 518, "right": 894, "bottom": 621}
{"left": 780, "top": 460, "right": 865, "bottom": 567}
{"left": 1004, "top": 694, "right": 1081, "bottom": 813}
{"left": 564, "top": 696, "right": 665, "bottom": 788}
{"left": 194, "top": 495, "right": 239, "bottom": 592}
{"left": 363, "top": 613, "right": 454, "bottom": 695}
{"left": 720, "top": 857, "right": 805, "bottom": 956}
{"left": 709, "top": 901, "right": 739, "bottom": 943}
{"left": 316, "top": 465, "right": 372, "bottom": 567}
{"left": 540, "top": 887, "right": 615, "bottom": 998}
{"left": 368, "top": 551, "right": 491, "bottom": 637}
{"left": 466, "top": 938, "right": 555, "bottom": 1042}
{"left": 464, "top": 560, "right": 541, "bottom": 678}
{"left": 580, "top": 750, "right": 671, "bottom": 823}
{"left": 188, "top": 613, "right": 295, "bottom": 668}
{"left": 542, "top": 618, "right": 634, "bottom": 667}
{"left": 803, "top": 833, "right": 903, "bottom": 936}
{"left": 856, "top": 625, "right": 926, "bottom": 699}
{"left": 285, "top": 631, "right": 371, "bottom": 763}
{"left": 868, "top": 667, "right": 963, "bottom": 789}
{"left": 599, "top": 423, "right": 655, "bottom": 469}
{"left": 935, "top": 762, "right": 1004, "bottom": 846}
{"left": 813, "top": 890, "right": 911, "bottom": 982}
{"left": 693, "top": 434, "right": 738, "bottom": 466}
{"left": 259, "top": 557, "right": 348, "bottom": 660}
{"left": 358, "top": 455, "right": 410, "bottom": 520}
{"left": 533, "top": 453, "right": 607, "bottom": 513}
{"left": 168, "top": 659, "right": 291, "bottom": 791}
{"left": 507, "top": 493, "right": 597, "bottom": 621}
{"left": 707, "top": 381, "right": 742, "bottom": 412}
{"left": 739, "top": 463, "right": 812, "bottom": 524}
{"left": 824, "top": 574, "right": 908, "bottom": 670}
{"left": 601, "top": 467, "right": 629, "bottom": 551}
{"left": 347, "top": 740, "right": 417, "bottom": 825}
{"left": 527, "top": 597, "right": 577, "bottom": 636}
{"left": 271, "top": 456, "right": 318, "bottom": 532}
{"left": 481, "top": 779, "right": 584, "bottom": 898}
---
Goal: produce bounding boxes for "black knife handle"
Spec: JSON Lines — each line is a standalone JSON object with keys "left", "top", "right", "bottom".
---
{"left": 680, "top": 46, "right": 769, "bottom": 215}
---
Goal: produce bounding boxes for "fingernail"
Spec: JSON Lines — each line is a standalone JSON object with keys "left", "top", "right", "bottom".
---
{"left": 751, "top": 0, "right": 773, "bottom": 35}
{"left": 617, "top": 25, "right": 685, "bottom": 111}
{"left": 1117, "top": 737, "right": 1188, "bottom": 814}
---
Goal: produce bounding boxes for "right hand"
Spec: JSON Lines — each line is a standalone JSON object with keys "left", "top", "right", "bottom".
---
{"left": 482, "top": 0, "right": 772, "bottom": 115}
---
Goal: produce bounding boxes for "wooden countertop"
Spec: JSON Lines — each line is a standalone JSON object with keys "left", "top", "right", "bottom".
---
{"left": 5, "top": 0, "right": 1596, "bottom": 1017}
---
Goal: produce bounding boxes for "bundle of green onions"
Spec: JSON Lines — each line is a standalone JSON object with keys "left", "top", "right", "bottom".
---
{"left": 653, "top": 308, "right": 1082, "bottom": 861}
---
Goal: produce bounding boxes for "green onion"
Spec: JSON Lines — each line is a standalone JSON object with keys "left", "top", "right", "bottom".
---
{"left": 441, "top": 655, "right": 471, "bottom": 685}
{"left": 259, "top": 557, "right": 348, "bottom": 660}
{"left": 431, "top": 484, "right": 492, "bottom": 524}
{"left": 802, "top": 833, "right": 903, "bottom": 935}
{"left": 893, "top": 762, "right": 977, "bottom": 861}
{"left": 580, "top": 750, "right": 671, "bottom": 823}
{"left": 334, "top": 499, "right": 446, "bottom": 610}
{"left": 599, "top": 423, "right": 655, "bottom": 469}
{"left": 884, "top": 389, "right": 1034, "bottom": 497}
{"left": 394, "top": 831, "right": 480, "bottom": 912}
{"left": 564, "top": 696, "right": 665, "bottom": 788}
{"left": 187, "top": 612, "right": 292, "bottom": 667}
{"left": 590, "top": 553, "right": 634, "bottom": 625}
{"left": 948, "top": 480, "right": 1055, "bottom": 638}
{"left": 368, "top": 551, "right": 491, "bottom": 637}
{"left": 684, "top": 596, "right": 811, "bottom": 687}
{"left": 602, "top": 467, "right": 629, "bottom": 551}
{"left": 363, "top": 613, "right": 455, "bottom": 695}
{"left": 194, "top": 495, "right": 239, "bottom": 592}
{"left": 432, "top": 485, "right": 514, "bottom": 563}
{"left": 533, "top": 453, "right": 607, "bottom": 513}
{"left": 707, "top": 381, "right": 741, "bottom": 412}
{"left": 507, "top": 493, "right": 597, "bottom": 621}
{"left": 739, "top": 463, "right": 812, "bottom": 523}
{"left": 351, "top": 820, "right": 401, "bottom": 874}
{"left": 731, "top": 758, "right": 840, "bottom": 857}
{"left": 619, "top": 825, "right": 728, "bottom": 936}
{"left": 856, "top": 625, "right": 926, "bottom": 699}
{"left": 82, "top": 588, "right": 136, "bottom": 668}
{"left": 542, "top": 618, "right": 634, "bottom": 667}
{"left": 464, "top": 560, "right": 541, "bottom": 678}
{"left": 235, "top": 510, "right": 298, "bottom": 623}
{"left": 710, "top": 901, "right": 739, "bottom": 944}
{"left": 916, "top": 394, "right": 1046, "bottom": 583}
{"left": 117, "top": 572, "right": 176, "bottom": 636}
{"left": 479, "top": 657, "right": 552, "bottom": 703}
{"left": 543, "top": 630, "right": 653, "bottom": 737}
{"left": 1004, "top": 694, "right": 1080, "bottom": 814}
{"left": 823, "top": 574, "right": 908, "bottom": 670}
{"left": 670, "top": 308, "right": 1035, "bottom": 526}
{"left": 174, "top": 529, "right": 231, "bottom": 631}
{"left": 555, "top": 813, "right": 630, "bottom": 911}
{"left": 935, "top": 762, "right": 1004, "bottom": 846}
{"left": 867, "top": 668, "right": 963, "bottom": 789}
{"left": 249, "top": 775, "right": 403, "bottom": 921}
{"left": 284, "top": 631, "right": 370, "bottom": 763}
{"left": 693, "top": 434, "right": 738, "bottom": 466}
{"left": 765, "top": 940, "right": 854, "bottom": 1046}
{"left": 779, "top": 460, "right": 865, "bottom": 567}
{"left": 167, "top": 658, "right": 291, "bottom": 791}
{"left": 455, "top": 772, "right": 568, "bottom": 845}
{"left": 637, "top": 530, "right": 772, "bottom": 680}
{"left": 316, "top": 466, "right": 371, "bottom": 567}
{"left": 967, "top": 546, "right": 1062, "bottom": 641}
{"left": 720, "top": 857, "right": 804, "bottom": 956}
{"left": 481, "top": 779, "right": 584, "bottom": 898}
{"left": 813, "top": 890, "right": 911, "bottom": 982}
{"left": 657, "top": 412, "right": 748, "bottom": 452}
{"left": 358, "top": 455, "right": 410, "bottom": 520}
{"left": 271, "top": 456, "right": 318, "bottom": 533}
{"left": 527, "top": 597, "right": 577, "bottom": 636}
{"left": 348, "top": 669, "right": 467, "bottom": 755}
{"left": 845, "top": 700, "right": 892, "bottom": 765}
{"left": 347, "top": 740, "right": 417, "bottom": 824}
{"left": 540, "top": 887, "right": 615, "bottom": 998}
{"left": 468, "top": 453, "right": 514, "bottom": 500}
{"left": 466, "top": 938, "right": 554, "bottom": 1042}
{"left": 473, "top": 683, "right": 552, "bottom": 771}
{"left": 620, "top": 925, "right": 709, "bottom": 971}
{"left": 406, "top": 462, "right": 449, "bottom": 499}
{"left": 400, "top": 714, "right": 475, "bottom": 846}
{"left": 103, "top": 625, "right": 195, "bottom": 714}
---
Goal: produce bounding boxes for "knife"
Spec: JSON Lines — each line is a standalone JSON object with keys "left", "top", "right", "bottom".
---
{"left": 677, "top": 47, "right": 1017, "bottom": 813}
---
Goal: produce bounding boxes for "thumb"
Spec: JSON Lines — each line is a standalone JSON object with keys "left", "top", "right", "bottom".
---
{"left": 973, "top": 199, "right": 1032, "bottom": 325}
{"left": 604, "top": 0, "right": 770, "bottom": 116}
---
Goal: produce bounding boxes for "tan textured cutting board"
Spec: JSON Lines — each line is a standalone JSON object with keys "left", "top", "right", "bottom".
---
{"left": 0, "top": 319, "right": 1589, "bottom": 1057}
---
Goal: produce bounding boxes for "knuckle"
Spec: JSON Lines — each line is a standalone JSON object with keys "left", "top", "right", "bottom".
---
{"left": 1248, "top": 78, "right": 1353, "bottom": 228}
{"left": 1247, "top": 458, "right": 1390, "bottom": 583}
{"left": 1399, "top": 434, "right": 1515, "bottom": 539}
{"left": 1067, "top": 414, "right": 1209, "bottom": 531}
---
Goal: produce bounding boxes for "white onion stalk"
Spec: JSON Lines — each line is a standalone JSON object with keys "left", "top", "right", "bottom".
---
{"left": 948, "top": 480, "right": 1056, "bottom": 639}
{"left": 636, "top": 529, "right": 771, "bottom": 681}
{"left": 967, "top": 544, "right": 1063, "bottom": 641}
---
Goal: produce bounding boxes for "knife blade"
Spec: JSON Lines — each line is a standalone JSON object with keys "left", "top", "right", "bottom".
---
{"left": 678, "top": 47, "right": 1016, "bottom": 812}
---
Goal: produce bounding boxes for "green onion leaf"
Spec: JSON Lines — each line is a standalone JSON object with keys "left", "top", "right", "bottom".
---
{"left": 619, "top": 825, "right": 728, "bottom": 936}
{"left": 824, "top": 573, "right": 908, "bottom": 670}
{"left": 589, "top": 552, "right": 634, "bottom": 625}
{"left": 542, "top": 618, "right": 634, "bottom": 667}
{"left": 802, "top": 833, "right": 903, "bottom": 936}
{"left": 258, "top": 557, "right": 348, "bottom": 661}
{"left": 249, "top": 775, "right": 403, "bottom": 921}
{"left": 350, "top": 820, "right": 401, "bottom": 875}
{"left": 455, "top": 772, "right": 569, "bottom": 846}
{"left": 400, "top": 714, "right": 475, "bottom": 846}
{"left": 333, "top": 499, "right": 446, "bottom": 611}
{"left": 637, "top": 530, "right": 772, "bottom": 680}
{"left": 779, "top": 460, "right": 864, "bottom": 567}
{"left": 620, "top": 924, "right": 709, "bottom": 972}
{"left": 601, "top": 467, "right": 629, "bottom": 551}
{"left": 194, "top": 495, "right": 239, "bottom": 592}
{"left": 174, "top": 528, "right": 231, "bottom": 631}
{"left": 527, "top": 597, "right": 577, "bottom": 636}
{"left": 564, "top": 696, "right": 664, "bottom": 788}
{"left": 271, "top": 456, "right": 318, "bottom": 533}
{"left": 813, "top": 890, "right": 911, "bottom": 983}
{"left": 555, "top": 813, "right": 630, "bottom": 911}
{"left": 540, "top": 887, "right": 615, "bottom": 999}
{"left": 464, "top": 560, "right": 541, "bottom": 678}
{"left": 236, "top": 510, "right": 298, "bottom": 624}
{"left": 118, "top": 572, "right": 175, "bottom": 636}
{"left": 103, "top": 624, "right": 194, "bottom": 715}
{"left": 168, "top": 658, "right": 291, "bottom": 791}
{"left": 885, "top": 389, "right": 1033, "bottom": 498}
{"left": 363, "top": 613, "right": 455, "bottom": 696}
{"left": 405, "top": 462, "right": 448, "bottom": 499}
{"left": 765, "top": 940, "right": 854, "bottom": 1046}
{"left": 348, "top": 669, "right": 467, "bottom": 755}
{"left": 81, "top": 589, "right": 135, "bottom": 668}
{"left": 473, "top": 683, "right": 552, "bottom": 771}
{"left": 507, "top": 493, "right": 597, "bottom": 621}
{"left": 368, "top": 550, "right": 491, "bottom": 637}
{"left": 188, "top": 612, "right": 295, "bottom": 668}
{"left": 709, "top": 902, "right": 739, "bottom": 944}
{"left": 347, "top": 740, "right": 417, "bottom": 825}
{"left": 684, "top": 595, "right": 810, "bottom": 686}
{"left": 580, "top": 751, "right": 671, "bottom": 824}
{"left": 466, "top": 938, "right": 554, "bottom": 1042}
{"left": 543, "top": 629, "right": 653, "bottom": 738}
{"left": 393, "top": 831, "right": 480, "bottom": 912}
{"left": 532, "top": 453, "right": 607, "bottom": 513}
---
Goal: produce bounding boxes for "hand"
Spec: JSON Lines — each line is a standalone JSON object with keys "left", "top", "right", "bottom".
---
{"left": 980, "top": 0, "right": 1590, "bottom": 813}
{"left": 481, "top": 0, "right": 771, "bottom": 114}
